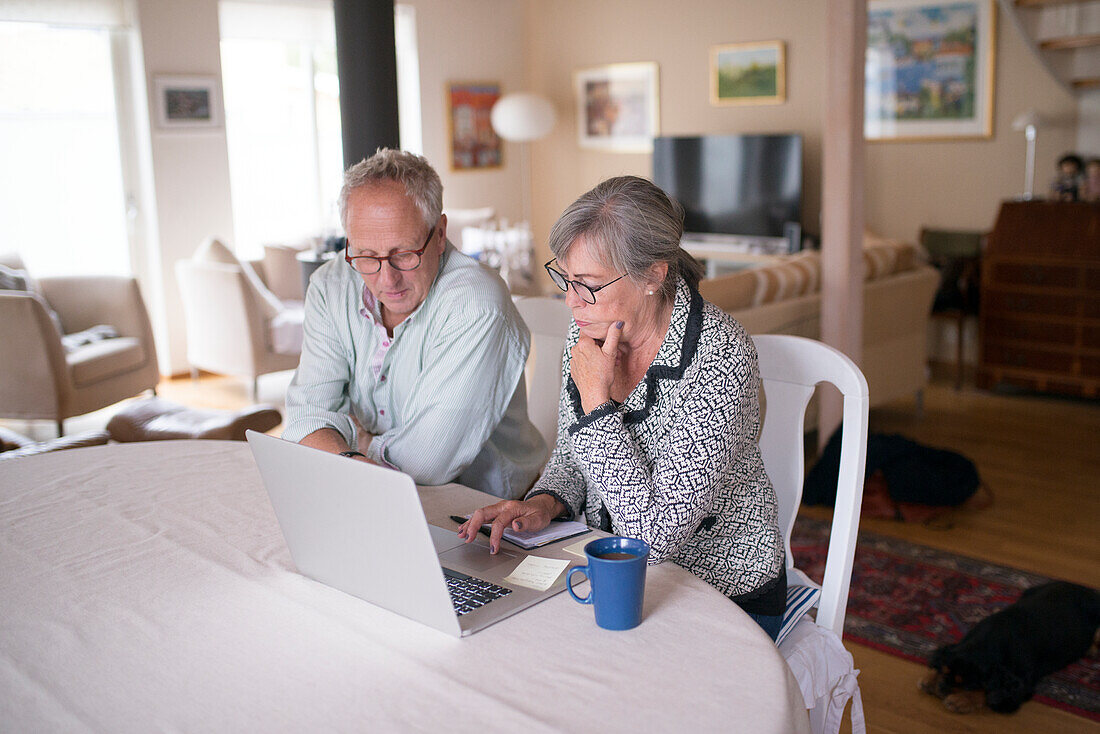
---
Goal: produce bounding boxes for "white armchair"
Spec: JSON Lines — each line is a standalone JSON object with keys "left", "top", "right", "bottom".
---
{"left": 175, "top": 239, "right": 302, "bottom": 400}
{"left": 0, "top": 253, "right": 160, "bottom": 435}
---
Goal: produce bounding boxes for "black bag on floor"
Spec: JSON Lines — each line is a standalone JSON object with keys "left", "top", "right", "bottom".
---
{"left": 803, "top": 429, "right": 982, "bottom": 509}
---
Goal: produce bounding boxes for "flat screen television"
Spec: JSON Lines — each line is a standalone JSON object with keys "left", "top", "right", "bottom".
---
{"left": 652, "top": 133, "right": 802, "bottom": 241}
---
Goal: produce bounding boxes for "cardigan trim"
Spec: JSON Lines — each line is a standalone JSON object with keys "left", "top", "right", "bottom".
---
{"left": 566, "top": 280, "right": 704, "bottom": 428}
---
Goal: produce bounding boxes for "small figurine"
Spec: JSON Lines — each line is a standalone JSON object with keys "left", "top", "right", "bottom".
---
{"left": 1051, "top": 153, "right": 1084, "bottom": 201}
{"left": 1082, "top": 158, "right": 1100, "bottom": 203}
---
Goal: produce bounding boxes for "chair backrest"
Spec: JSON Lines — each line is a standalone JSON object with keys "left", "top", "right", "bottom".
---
{"left": 752, "top": 334, "right": 869, "bottom": 637}
{"left": 513, "top": 296, "right": 572, "bottom": 450}
{"left": 176, "top": 260, "right": 264, "bottom": 375}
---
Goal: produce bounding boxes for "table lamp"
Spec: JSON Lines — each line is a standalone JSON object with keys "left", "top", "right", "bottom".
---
{"left": 490, "top": 92, "right": 556, "bottom": 228}
{"left": 1011, "top": 109, "right": 1041, "bottom": 200}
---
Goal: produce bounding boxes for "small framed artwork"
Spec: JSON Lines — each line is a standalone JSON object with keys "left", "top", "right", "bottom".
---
{"left": 574, "top": 62, "right": 660, "bottom": 153}
{"left": 153, "top": 76, "right": 221, "bottom": 129}
{"left": 865, "top": 0, "right": 996, "bottom": 141}
{"left": 447, "top": 81, "right": 503, "bottom": 171}
{"left": 710, "top": 41, "right": 786, "bottom": 106}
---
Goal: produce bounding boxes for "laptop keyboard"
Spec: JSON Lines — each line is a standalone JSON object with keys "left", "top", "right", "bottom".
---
{"left": 443, "top": 567, "right": 513, "bottom": 616}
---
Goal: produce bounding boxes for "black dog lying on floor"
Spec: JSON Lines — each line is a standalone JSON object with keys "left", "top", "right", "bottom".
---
{"left": 919, "top": 581, "right": 1100, "bottom": 714}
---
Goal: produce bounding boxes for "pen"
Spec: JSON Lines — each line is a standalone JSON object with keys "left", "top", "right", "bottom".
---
{"left": 450, "top": 514, "right": 492, "bottom": 539}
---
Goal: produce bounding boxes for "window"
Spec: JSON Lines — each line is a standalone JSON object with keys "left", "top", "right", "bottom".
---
{"left": 219, "top": 1, "right": 344, "bottom": 260}
{"left": 0, "top": 21, "right": 131, "bottom": 276}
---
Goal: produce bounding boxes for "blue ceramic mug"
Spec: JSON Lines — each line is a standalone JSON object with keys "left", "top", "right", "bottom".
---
{"left": 566, "top": 536, "right": 650, "bottom": 630}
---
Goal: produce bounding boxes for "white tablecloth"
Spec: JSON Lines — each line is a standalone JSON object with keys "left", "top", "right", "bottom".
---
{"left": 0, "top": 441, "right": 809, "bottom": 733}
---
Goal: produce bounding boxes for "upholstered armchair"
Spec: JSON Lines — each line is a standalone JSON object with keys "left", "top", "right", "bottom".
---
{"left": 175, "top": 239, "right": 302, "bottom": 400}
{"left": 0, "top": 253, "right": 160, "bottom": 435}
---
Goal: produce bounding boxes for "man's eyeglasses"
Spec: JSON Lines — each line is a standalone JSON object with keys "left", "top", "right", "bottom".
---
{"left": 544, "top": 259, "right": 626, "bottom": 304}
{"left": 345, "top": 225, "right": 437, "bottom": 274}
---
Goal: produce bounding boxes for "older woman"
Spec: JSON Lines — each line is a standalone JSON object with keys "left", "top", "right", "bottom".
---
{"left": 460, "top": 176, "right": 786, "bottom": 639}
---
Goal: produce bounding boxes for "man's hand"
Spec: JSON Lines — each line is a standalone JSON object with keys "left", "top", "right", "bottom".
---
{"left": 459, "top": 494, "right": 565, "bottom": 554}
{"left": 570, "top": 320, "right": 623, "bottom": 413}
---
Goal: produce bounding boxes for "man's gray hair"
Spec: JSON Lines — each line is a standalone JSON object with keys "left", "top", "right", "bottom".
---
{"left": 338, "top": 148, "right": 443, "bottom": 231}
{"left": 547, "top": 176, "right": 703, "bottom": 302}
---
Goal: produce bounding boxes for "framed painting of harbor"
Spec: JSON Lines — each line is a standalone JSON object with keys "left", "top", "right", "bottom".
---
{"left": 865, "top": 0, "right": 995, "bottom": 140}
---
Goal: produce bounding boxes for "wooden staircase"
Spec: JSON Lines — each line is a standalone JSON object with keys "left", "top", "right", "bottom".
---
{"left": 1000, "top": 0, "right": 1100, "bottom": 94}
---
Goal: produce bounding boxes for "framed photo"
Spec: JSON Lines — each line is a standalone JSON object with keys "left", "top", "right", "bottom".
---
{"left": 865, "top": 0, "right": 996, "bottom": 141}
{"left": 447, "top": 81, "right": 503, "bottom": 171}
{"left": 574, "top": 62, "right": 660, "bottom": 153}
{"left": 710, "top": 41, "right": 786, "bottom": 106}
{"left": 153, "top": 76, "right": 221, "bottom": 129}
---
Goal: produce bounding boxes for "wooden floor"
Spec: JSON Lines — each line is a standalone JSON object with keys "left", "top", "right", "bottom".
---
{"left": 10, "top": 365, "right": 1097, "bottom": 732}
{"left": 803, "top": 365, "right": 1100, "bottom": 733}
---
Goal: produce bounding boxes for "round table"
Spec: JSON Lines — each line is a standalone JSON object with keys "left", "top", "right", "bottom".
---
{"left": 0, "top": 441, "right": 809, "bottom": 732}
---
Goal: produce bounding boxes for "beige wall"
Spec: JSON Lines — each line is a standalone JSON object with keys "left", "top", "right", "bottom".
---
{"left": 116, "top": 0, "right": 1086, "bottom": 373}
{"left": 408, "top": 0, "right": 526, "bottom": 223}
{"left": 524, "top": 0, "right": 1079, "bottom": 259}
{"left": 1079, "top": 91, "right": 1100, "bottom": 155}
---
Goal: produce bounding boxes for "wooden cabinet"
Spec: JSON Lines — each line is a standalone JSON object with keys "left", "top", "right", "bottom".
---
{"left": 977, "top": 201, "right": 1100, "bottom": 398}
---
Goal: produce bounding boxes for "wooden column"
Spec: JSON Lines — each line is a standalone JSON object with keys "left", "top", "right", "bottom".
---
{"left": 333, "top": 0, "right": 400, "bottom": 167}
{"left": 819, "top": 0, "right": 866, "bottom": 443}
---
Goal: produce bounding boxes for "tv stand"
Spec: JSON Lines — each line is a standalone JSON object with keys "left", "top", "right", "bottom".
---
{"left": 681, "top": 233, "right": 789, "bottom": 277}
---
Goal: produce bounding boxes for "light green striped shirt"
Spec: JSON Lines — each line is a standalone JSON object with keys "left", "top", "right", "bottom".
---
{"left": 284, "top": 244, "right": 548, "bottom": 498}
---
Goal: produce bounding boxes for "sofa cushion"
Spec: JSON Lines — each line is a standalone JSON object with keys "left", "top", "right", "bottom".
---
{"left": 750, "top": 250, "right": 820, "bottom": 306}
{"left": 67, "top": 337, "right": 146, "bottom": 387}
{"left": 698, "top": 269, "right": 758, "bottom": 311}
{"left": 863, "top": 241, "right": 916, "bottom": 281}
{"left": 194, "top": 238, "right": 284, "bottom": 320}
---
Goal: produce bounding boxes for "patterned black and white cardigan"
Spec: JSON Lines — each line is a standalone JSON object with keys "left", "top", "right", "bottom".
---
{"left": 528, "top": 278, "right": 786, "bottom": 609}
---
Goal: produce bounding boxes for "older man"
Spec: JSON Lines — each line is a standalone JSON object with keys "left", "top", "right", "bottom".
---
{"left": 283, "top": 149, "right": 546, "bottom": 499}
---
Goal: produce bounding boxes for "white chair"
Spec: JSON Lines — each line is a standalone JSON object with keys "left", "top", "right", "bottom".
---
{"left": 175, "top": 239, "right": 302, "bottom": 401}
{"left": 513, "top": 296, "right": 572, "bottom": 450}
{"left": 753, "top": 334, "right": 869, "bottom": 734}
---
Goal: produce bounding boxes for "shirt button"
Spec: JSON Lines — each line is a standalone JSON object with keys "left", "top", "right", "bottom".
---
{"left": 379, "top": 409, "right": 385, "bottom": 416}
{"left": 380, "top": 375, "right": 387, "bottom": 382}
{"left": 383, "top": 341, "right": 390, "bottom": 347}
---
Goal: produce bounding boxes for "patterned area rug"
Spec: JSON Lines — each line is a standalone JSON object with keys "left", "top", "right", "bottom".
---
{"left": 791, "top": 516, "right": 1100, "bottom": 721}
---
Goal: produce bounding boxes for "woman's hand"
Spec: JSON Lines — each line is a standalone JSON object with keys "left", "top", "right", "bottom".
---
{"left": 459, "top": 494, "right": 564, "bottom": 554}
{"left": 570, "top": 320, "right": 623, "bottom": 413}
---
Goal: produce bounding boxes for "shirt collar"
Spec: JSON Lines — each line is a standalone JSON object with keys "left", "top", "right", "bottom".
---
{"left": 357, "top": 243, "right": 455, "bottom": 328}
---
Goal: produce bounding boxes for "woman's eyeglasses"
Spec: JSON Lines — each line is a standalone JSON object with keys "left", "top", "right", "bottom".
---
{"left": 544, "top": 259, "right": 626, "bottom": 304}
{"left": 345, "top": 225, "right": 437, "bottom": 274}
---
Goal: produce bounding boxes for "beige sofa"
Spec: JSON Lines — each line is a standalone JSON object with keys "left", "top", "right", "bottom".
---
{"left": 699, "top": 240, "right": 939, "bottom": 408}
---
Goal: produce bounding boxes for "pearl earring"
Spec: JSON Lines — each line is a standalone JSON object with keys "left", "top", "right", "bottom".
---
{"left": 647, "top": 290, "right": 654, "bottom": 295}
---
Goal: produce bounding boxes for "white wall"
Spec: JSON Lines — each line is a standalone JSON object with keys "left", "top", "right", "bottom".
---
{"left": 133, "top": 0, "right": 236, "bottom": 375}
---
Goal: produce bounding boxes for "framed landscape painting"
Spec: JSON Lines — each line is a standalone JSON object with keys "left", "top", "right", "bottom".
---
{"left": 574, "top": 62, "right": 660, "bottom": 153}
{"left": 710, "top": 41, "right": 786, "bottom": 106}
{"left": 447, "top": 81, "right": 503, "bottom": 171}
{"left": 865, "top": 0, "right": 996, "bottom": 140}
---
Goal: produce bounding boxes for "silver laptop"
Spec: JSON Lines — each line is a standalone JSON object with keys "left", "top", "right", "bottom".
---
{"left": 245, "top": 430, "right": 579, "bottom": 637}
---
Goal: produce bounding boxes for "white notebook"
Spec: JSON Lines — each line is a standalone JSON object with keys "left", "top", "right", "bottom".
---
{"left": 501, "top": 520, "right": 591, "bottom": 550}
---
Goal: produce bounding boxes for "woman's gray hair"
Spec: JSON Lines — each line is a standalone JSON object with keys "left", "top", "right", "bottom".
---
{"left": 338, "top": 148, "right": 443, "bottom": 231}
{"left": 547, "top": 176, "right": 704, "bottom": 302}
